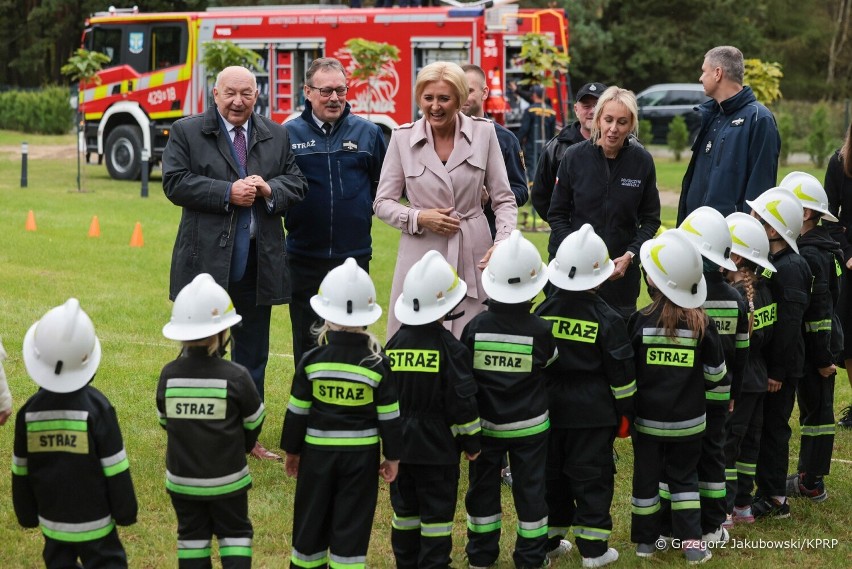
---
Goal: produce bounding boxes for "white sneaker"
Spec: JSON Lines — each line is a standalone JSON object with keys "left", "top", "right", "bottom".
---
{"left": 582, "top": 547, "right": 619, "bottom": 568}
{"left": 547, "top": 539, "right": 573, "bottom": 559}
{"left": 701, "top": 525, "right": 730, "bottom": 545}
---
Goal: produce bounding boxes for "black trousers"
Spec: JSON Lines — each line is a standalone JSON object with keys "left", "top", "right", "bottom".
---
{"left": 600, "top": 262, "right": 640, "bottom": 321}
{"left": 229, "top": 241, "right": 271, "bottom": 400}
{"left": 631, "top": 434, "right": 702, "bottom": 544}
{"left": 171, "top": 494, "right": 253, "bottom": 569}
{"left": 43, "top": 528, "right": 127, "bottom": 569}
{"left": 796, "top": 367, "right": 836, "bottom": 476}
{"left": 724, "top": 391, "right": 764, "bottom": 510}
{"left": 465, "top": 433, "right": 549, "bottom": 569}
{"left": 756, "top": 376, "right": 799, "bottom": 498}
{"left": 697, "top": 406, "right": 728, "bottom": 533}
{"left": 287, "top": 254, "right": 370, "bottom": 366}
{"left": 545, "top": 427, "right": 615, "bottom": 558}
{"left": 290, "top": 446, "right": 380, "bottom": 569}
{"left": 390, "top": 463, "right": 460, "bottom": 569}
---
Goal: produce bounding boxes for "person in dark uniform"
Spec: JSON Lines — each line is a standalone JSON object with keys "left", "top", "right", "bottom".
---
{"left": 535, "top": 224, "right": 634, "bottom": 568}
{"left": 385, "top": 250, "right": 482, "bottom": 568}
{"left": 462, "top": 231, "right": 558, "bottom": 569}
{"left": 518, "top": 85, "right": 556, "bottom": 182}
{"left": 14, "top": 299, "right": 138, "bottom": 568}
{"left": 282, "top": 259, "right": 402, "bottom": 569}
{"left": 159, "top": 273, "right": 266, "bottom": 568}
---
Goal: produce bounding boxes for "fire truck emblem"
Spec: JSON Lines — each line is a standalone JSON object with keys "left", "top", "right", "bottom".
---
{"left": 128, "top": 32, "right": 144, "bottom": 55}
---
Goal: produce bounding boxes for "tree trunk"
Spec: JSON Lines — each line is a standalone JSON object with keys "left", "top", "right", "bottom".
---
{"left": 827, "top": 0, "right": 851, "bottom": 86}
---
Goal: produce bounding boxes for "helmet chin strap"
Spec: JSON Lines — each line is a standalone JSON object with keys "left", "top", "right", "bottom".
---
{"left": 444, "top": 309, "right": 466, "bottom": 322}
{"left": 217, "top": 331, "right": 232, "bottom": 358}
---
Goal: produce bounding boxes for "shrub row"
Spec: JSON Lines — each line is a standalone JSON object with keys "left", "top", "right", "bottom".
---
{"left": 0, "top": 86, "right": 74, "bottom": 135}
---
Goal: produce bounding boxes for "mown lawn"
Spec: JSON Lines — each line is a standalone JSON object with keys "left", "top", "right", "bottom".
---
{"left": 0, "top": 133, "right": 849, "bottom": 567}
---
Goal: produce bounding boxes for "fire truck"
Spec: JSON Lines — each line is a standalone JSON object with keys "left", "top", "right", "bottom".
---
{"left": 79, "top": 1, "right": 569, "bottom": 180}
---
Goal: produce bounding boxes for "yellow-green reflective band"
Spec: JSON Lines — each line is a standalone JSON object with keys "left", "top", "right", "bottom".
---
{"left": 473, "top": 340, "right": 534, "bottom": 355}
{"left": 313, "top": 380, "right": 374, "bottom": 406}
{"left": 635, "top": 415, "right": 705, "bottom": 437}
{"left": 646, "top": 347, "right": 694, "bottom": 367}
{"left": 573, "top": 526, "right": 611, "bottom": 540}
{"left": 801, "top": 424, "right": 836, "bottom": 436}
{"left": 631, "top": 496, "right": 660, "bottom": 515}
{"left": 178, "top": 549, "right": 212, "bottom": 559}
{"left": 27, "top": 419, "right": 87, "bottom": 432}
{"left": 305, "top": 362, "right": 383, "bottom": 387}
{"left": 467, "top": 514, "right": 502, "bottom": 533}
{"left": 543, "top": 316, "right": 599, "bottom": 343}
{"left": 804, "top": 319, "right": 832, "bottom": 333}
{"left": 329, "top": 553, "right": 366, "bottom": 568}
{"left": 736, "top": 461, "right": 756, "bottom": 475}
{"left": 726, "top": 468, "right": 738, "bottom": 481}
{"left": 836, "top": 257, "right": 843, "bottom": 277}
{"left": 41, "top": 518, "right": 114, "bottom": 543}
{"left": 482, "top": 414, "right": 549, "bottom": 439}
{"left": 611, "top": 380, "right": 637, "bottom": 399}
{"left": 699, "top": 482, "right": 726, "bottom": 498}
{"left": 452, "top": 418, "right": 482, "bottom": 436}
{"left": 11, "top": 455, "right": 27, "bottom": 476}
{"left": 387, "top": 349, "right": 440, "bottom": 372}
{"left": 672, "top": 500, "right": 701, "bottom": 510}
{"left": 287, "top": 397, "right": 312, "bottom": 415}
{"left": 291, "top": 550, "right": 329, "bottom": 568}
{"left": 220, "top": 546, "right": 252, "bottom": 557}
{"left": 392, "top": 515, "right": 421, "bottom": 530}
{"left": 102, "top": 458, "right": 130, "bottom": 478}
{"left": 517, "top": 524, "right": 548, "bottom": 538}
{"left": 549, "top": 526, "right": 570, "bottom": 538}
{"left": 421, "top": 521, "right": 453, "bottom": 537}
{"left": 167, "top": 474, "right": 252, "bottom": 497}
{"left": 165, "top": 387, "right": 227, "bottom": 399}
{"left": 244, "top": 406, "right": 266, "bottom": 430}
{"left": 704, "top": 363, "right": 727, "bottom": 382}
{"left": 473, "top": 351, "right": 532, "bottom": 373}
{"left": 753, "top": 303, "right": 777, "bottom": 330}
{"left": 706, "top": 391, "right": 731, "bottom": 401}
{"left": 735, "top": 339, "right": 750, "bottom": 348}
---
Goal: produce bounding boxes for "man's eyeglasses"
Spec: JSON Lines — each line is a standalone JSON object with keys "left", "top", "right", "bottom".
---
{"left": 307, "top": 85, "right": 348, "bottom": 98}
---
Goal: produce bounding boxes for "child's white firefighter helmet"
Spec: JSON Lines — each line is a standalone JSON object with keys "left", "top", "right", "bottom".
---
{"left": 482, "top": 230, "right": 548, "bottom": 303}
{"left": 725, "top": 212, "right": 777, "bottom": 273}
{"left": 640, "top": 229, "right": 707, "bottom": 309}
{"left": 548, "top": 224, "right": 614, "bottom": 291}
{"left": 779, "top": 170, "right": 838, "bottom": 222}
{"left": 311, "top": 257, "right": 382, "bottom": 327}
{"left": 163, "top": 273, "right": 242, "bottom": 341}
{"left": 745, "top": 187, "right": 804, "bottom": 253}
{"left": 395, "top": 250, "right": 468, "bottom": 326}
{"left": 678, "top": 206, "right": 737, "bottom": 271}
{"left": 22, "top": 298, "right": 102, "bottom": 393}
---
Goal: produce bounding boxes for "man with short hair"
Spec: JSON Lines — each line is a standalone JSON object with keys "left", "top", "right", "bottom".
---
{"left": 163, "top": 66, "right": 308, "bottom": 461}
{"left": 677, "top": 45, "right": 780, "bottom": 223}
{"left": 461, "top": 64, "right": 528, "bottom": 238}
{"left": 284, "top": 57, "right": 387, "bottom": 365}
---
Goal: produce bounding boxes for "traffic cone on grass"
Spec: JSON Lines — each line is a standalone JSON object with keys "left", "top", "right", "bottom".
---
{"left": 88, "top": 216, "right": 100, "bottom": 238}
{"left": 25, "top": 210, "right": 36, "bottom": 231}
{"left": 129, "top": 222, "right": 144, "bottom": 247}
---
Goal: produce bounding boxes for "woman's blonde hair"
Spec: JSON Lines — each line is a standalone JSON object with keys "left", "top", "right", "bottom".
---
{"left": 590, "top": 86, "right": 639, "bottom": 144}
{"left": 414, "top": 61, "right": 468, "bottom": 109}
{"left": 312, "top": 321, "right": 384, "bottom": 367}
{"left": 182, "top": 331, "right": 229, "bottom": 357}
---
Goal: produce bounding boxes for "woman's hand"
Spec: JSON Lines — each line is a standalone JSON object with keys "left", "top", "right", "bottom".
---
{"left": 419, "top": 207, "right": 460, "bottom": 236}
{"left": 478, "top": 243, "right": 496, "bottom": 270}
{"left": 609, "top": 252, "right": 633, "bottom": 280}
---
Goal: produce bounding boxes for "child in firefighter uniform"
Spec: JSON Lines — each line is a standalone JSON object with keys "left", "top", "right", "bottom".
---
{"left": 13, "top": 298, "right": 138, "bottom": 568}
{"left": 385, "top": 250, "right": 482, "bottom": 568}
{"left": 461, "top": 230, "right": 558, "bottom": 569}
{"left": 629, "top": 229, "right": 726, "bottom": 564}
{"left": 781, "top": 173, "right": 843, "bottom": 503}
{"left": 534, "top": 225, "right": 635, "bottom": 569}
{"left": 281, "top": 258, "right": 403, "bottom": 569}
{"left": 747, "top": 188, "right": 812, "bottom": 519}
{"left": 158, "top": 273, "right": 266, "bottom": 568}
{"left": 677, "top": 207, "right": 749, "bottom": 544}
{"left": 722, "top": 212, "right": 777, "bottom": 525}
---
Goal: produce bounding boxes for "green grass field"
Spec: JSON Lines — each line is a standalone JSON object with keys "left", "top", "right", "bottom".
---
{"left": 0, "top": 132, "right": 849, "bottom": 567}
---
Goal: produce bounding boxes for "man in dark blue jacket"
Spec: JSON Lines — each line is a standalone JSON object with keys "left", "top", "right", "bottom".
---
{"left": 284, "top": 57, "right": 387, "bottom": 365}
{"left": 677, "top": 46, "right": 780, "bottom": 224}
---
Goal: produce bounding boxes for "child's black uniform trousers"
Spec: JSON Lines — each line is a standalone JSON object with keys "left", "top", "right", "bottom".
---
{"left": 461, "top": 301, "right": 558, "bottom": 569}
{"left": 281, "top": 331, "right": 403, "bottom": 569}
{"left": 535, "top": 290, "right": 635, "bottom": 559}
{"left": 386, "top": 322, "right": 482, "bottom": 569}
{"left": 158, "top": 347, "right": 266, "bottom": 568}
{"left": 13, "top": 385, "right": 138, "bottom": 569}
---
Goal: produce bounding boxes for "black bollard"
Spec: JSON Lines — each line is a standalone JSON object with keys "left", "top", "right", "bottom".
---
{"left": 21, "top": 142, "right": 28, "bottom": 187}
{"left": 140, "top": 149, "right": 149, "bottom": 198}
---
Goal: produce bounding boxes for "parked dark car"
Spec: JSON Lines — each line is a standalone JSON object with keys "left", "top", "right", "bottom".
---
{"left": 635, "top": 83, "right": 710, "bottom": 144}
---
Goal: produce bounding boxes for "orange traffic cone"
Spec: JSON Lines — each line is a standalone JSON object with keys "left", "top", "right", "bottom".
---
{"left": 129, "top": 222, "right": 144, "bottom": 247}
{"left": 25, "top": 210, "right": 36, "bottom": 231}
{"left": 88, "top": 215, "right": 100, "bottom": 238}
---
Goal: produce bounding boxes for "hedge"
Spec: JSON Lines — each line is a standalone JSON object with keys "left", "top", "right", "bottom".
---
{"left": 0, "top": 86, "right": 74, "bottom": 135}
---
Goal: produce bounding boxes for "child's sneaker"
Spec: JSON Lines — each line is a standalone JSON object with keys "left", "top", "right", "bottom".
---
{"left": 582, "top": 548, "right": 619, "bottom": 568}
{"left": 546, "top": 539, "right": 573, "bottom": 560}
{"left": 732, "top": 505, "right": 755, "bottom": 524}
{"left": 786, "top": 473, "right": 828, "bottom": 502}
{"left": 722, "top": 514, "right": 734, "bottom": 529}
{"left": 683, "top": 543, "right": 712, "bottom": 565}
{"left": 501, "top": 466, "right": 513, "bottom": 488}
{"left": 752, "top": 496, "right": 790, "bottom": 519}
{"left": 837, "top": 405, "right": 852, "bottom": 428}
{"left": 701, "top": 525, "right": 729, "bottom": 545}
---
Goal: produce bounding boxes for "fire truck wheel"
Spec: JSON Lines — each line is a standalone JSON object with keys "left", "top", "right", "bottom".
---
{"left": 105, "top": 125, "right": 142, "bottom": 181}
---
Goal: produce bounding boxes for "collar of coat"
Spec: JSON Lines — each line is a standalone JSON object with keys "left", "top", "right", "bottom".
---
{"left": 408, "top": 112, "right": 482, "bottom": 172}
{"left": 201, "top": 106, "right": 274, "bottom": 144}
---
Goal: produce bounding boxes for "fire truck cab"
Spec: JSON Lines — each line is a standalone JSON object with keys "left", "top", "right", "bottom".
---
{"left": 80, "top": 2, "right": 569, "bottom": 180}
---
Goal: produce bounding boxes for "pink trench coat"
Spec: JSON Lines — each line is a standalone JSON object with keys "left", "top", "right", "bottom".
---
{"left": 374, "top": 113, "right": 518, "bottom": 338}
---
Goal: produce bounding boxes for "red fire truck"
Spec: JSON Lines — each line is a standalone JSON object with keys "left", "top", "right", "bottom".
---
{"left": 79, "top": 1, "right": 569, "bottom": 180}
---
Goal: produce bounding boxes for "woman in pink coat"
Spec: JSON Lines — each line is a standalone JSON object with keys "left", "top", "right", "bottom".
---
{"left": 375, "top": 61, "right": 517, "bottom": 338}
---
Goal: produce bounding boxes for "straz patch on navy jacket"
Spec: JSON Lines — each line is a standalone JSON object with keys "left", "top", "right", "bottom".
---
{"left": 542, "top": 316, "right": 599, "bottom": 343}
{"left": 386, "top": 349, "right": 440, "bottom": 372}
{"left": 643, "top": 328, "right": 698, "bottom": 367}
{"left": 26, "top": 410, "right": 89, "bottom": 454}
{"left": 472, "top": 333, "right": 533, "bottom": 372}
{"left": 165, "top": 378, "right": 227, "bottom": 420}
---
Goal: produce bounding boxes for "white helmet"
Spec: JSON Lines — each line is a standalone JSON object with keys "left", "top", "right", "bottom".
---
{"left": 779, "top": 171, "right": 838, "bottom": 222}
{"left": 548, "top": 224, "right": 614, "bottom": 291}
{"left": 678, "top": 206, "right": 737, "bottom": 271}
{"left": 23, "top": 298, "right": 102, "bottom": 393}
{"left": 395, "top": 250, "right": 468, "bottom": 326}
{"left": 482, "top": 230, "right": 548, "bottom": 303}
{"left": 745, "top": 187, "right": 804, "bottom": 253}
{"left": 311, "top": 258, "right": 382, "bottom": 327}
{"left": 640, "top": 229, "right": 707, "bottom": 309}
{"left": 163, "top": 273, "right": 242, "bottom": 341}
{"left": 725, "top": 212, "right": 777, "bottom": 273}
